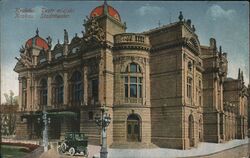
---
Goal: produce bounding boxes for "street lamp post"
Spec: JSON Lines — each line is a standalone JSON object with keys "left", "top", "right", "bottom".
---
{"left": 38, "top": 109, "right": 51, "bottom": 152}
{"left": 95, "top": 106, "right": 111, "bottom": 158}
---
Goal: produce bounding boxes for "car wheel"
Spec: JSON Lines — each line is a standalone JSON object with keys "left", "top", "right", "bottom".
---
{"left": 84, "top": 149, "right": 89, "bottom": 157}
{"left": 60, "top": 143, "right": 67, "bottom": 153}
{"left": 69, "top": 147, "right": 75, "bottom": 156}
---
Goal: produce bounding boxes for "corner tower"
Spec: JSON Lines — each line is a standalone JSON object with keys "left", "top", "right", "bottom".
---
{"left": 84, "top": 1, "right": 126, "bottom": 45}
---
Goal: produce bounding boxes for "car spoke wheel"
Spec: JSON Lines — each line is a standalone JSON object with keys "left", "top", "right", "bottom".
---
{"left": 69, "top": 147, "right": 75, "bottom": 156}
{"left": 60, "top": 143, "right": 67, "bottom": 153}
{"left": 83, "top": 150, "right": 89, "bottom": 157}
{"left": 84, "top": 149, "right": 89, "bottom": 157}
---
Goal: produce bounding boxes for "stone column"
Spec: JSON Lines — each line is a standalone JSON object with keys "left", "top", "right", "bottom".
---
{"left": 83, "top": 66, "right": 88, "bottom": 105}
{"left": 48, "top": 76, "right": 52, "bottom": 106}
{"left": 63, "top": 72, "right": 68, "bottom": 105}
{"left": 27, "top": 77, "right": 31, "bottom": 110}
{"left": 32, "top": 79, "right": 38, "bottom": 110}
{"left": 34, "top": 79, "right": 39, "bottom": 110}
{"left": 220, "top": 83, "right": 223, "bottom": 110}
{"left": 18, "top": 77, "right": 23, "bottom": 111}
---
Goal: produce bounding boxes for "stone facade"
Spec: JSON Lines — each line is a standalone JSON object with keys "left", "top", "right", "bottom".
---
{"left": 14, "top": 3, "right": 248, "bottom": 149}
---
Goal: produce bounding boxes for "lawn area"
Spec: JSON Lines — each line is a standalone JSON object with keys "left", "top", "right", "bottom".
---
{"left": 1, "top": 145, "right": 29, "bottom": 158}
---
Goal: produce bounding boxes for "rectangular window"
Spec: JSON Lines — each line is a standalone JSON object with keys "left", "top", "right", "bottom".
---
{"left": 187, "top": 77, "right": 192, "bottom": 99}
{"left": 199, "top": 95, "right": 202, "bottom": 106}
{"left": 125, "top": 77, "right": 128, "bottom": 83}
{"left": 139, "top": 77, "right": 142, "bottom": 83}
{"left": 138, "top": 85, "right": 142, "bottom": 98}
{"left": 125, "top": 84, "right": 128, "bottom": 98}
{"left": 130, "top": 64, "right": 137, "bottom": 73}
{"left": 130, "top": 84, "right": 137, "bottom": 97}
{"left": 130, "top": 77, "right": 137, "bottom": 83}
{"left": 92, "top": 79, "right": 98, "bottom": 101}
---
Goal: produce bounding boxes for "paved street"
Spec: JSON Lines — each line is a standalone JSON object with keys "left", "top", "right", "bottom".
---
{"left": 37, "top": 138, "right": 249, "bottom": 158}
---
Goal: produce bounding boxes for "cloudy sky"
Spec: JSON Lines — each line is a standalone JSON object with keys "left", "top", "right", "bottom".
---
{"left": 0, "top": 0, "right": 249, "bottom": 103}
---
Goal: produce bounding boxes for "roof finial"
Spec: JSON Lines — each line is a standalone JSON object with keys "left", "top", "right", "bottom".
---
{"left": 57, "top": 39, "right": 60, "bottom": 44}
{"left": 192, "top": 25, "right": 196, "bottom": 32}
{"left": 238, "top": 68, "right": 241, "bottom": 79}
{"left": 36, "top": 28, "right": 39, "bottom": 36}
{"left": 103, "top": 0, "right": 108, "bottom": 15}
{"left": 241, "top": 71, "right": 244, "bottom": 83}
{"left": 178, "top": 11, "right": 183, "bottom": 21}
{"left": 158, "top": 20, "right": 161, "bottom": 27}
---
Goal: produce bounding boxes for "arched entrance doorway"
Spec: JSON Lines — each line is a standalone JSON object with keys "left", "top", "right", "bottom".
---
{"left": 127, "top": 114, "right": 141, "bottom": 142}
{"left": 188, "top": 115, "right": 194, "bottom": 147}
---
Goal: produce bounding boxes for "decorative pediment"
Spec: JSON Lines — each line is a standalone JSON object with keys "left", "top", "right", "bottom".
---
{"left": 83, "top": 17, "right": 105, "bottom": 46}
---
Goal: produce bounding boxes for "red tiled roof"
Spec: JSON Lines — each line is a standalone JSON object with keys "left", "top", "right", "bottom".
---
{"left": 25, "top": 35, "right": 49, "bottom": 50}
{"left": 90, "top": 3, "right": 121, "bottom": 21}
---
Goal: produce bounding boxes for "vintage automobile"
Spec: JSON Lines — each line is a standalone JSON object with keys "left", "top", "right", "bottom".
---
{"left": 58, "top": 132, "right": 88, "bottom": 156}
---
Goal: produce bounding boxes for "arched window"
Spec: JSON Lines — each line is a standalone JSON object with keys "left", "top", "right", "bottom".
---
{"left": 54, "top": 75, "right": 64, "bottom": 104}
{"left": 22, "top": 78, "right": 27, "bottom": 108}
{"left": 124, "top": 63, "right": 143, "bottom": 101}
{"left": 71, "top": 71, "right": 83, "bottom": 104}
{"left": 40, "top": 79, "right": 47, "bottom": 106}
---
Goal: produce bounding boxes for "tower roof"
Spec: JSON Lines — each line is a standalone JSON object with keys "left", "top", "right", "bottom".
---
{"left": 90, "top": 1, "right": 121, "bottom": 22}
{"left": 25, "top": 28, "right": 49, "bottom": 50}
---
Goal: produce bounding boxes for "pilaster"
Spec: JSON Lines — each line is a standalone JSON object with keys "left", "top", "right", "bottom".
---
{"left": 47, "top": 76, "right": 52, "bottom": 106}
{"left": 18, "top": 77, "right": 23, "bottom": 111}
{"left": 83, "top": 66, "right": 88, "bottom": 105}
{"left": 26, "top": 77, "right": 31, "bottom": 110}
{"left": 63, "top": 72, "right": 68, "bottom": 105}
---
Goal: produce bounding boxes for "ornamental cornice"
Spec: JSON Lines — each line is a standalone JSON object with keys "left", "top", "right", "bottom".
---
{"left": 151, "top": 37, "right": 200, "bottom": 56}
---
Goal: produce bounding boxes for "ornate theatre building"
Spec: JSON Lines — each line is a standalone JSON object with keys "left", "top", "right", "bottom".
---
{"left": 14, "top": 2, "right": 248, "bottom": 149}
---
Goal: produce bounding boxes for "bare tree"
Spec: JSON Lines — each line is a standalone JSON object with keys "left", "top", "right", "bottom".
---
{"left": 1, "top": 90, "right": 18, "bottom": 136}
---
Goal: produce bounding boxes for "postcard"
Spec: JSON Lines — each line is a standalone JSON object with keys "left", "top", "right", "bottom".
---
{"left": 0, "top": 1, "right": 249, "bottom": 158}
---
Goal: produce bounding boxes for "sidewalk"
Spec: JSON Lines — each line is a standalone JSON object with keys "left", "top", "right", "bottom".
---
{"left": 3, "top": 138, "right": 248, "bottom": 158}
{"left": 105, "top": 138, "right": 249, "bottom": 158}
